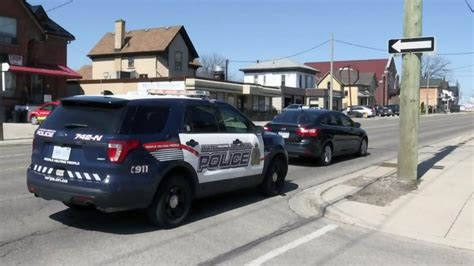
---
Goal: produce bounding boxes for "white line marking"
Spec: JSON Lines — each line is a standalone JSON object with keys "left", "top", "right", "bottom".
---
{"left": 92, "top": 174, "right": 101, "bottom": 181}
{"left": 37, "top": 166, "right": 42, "bottom": 172}
{"left": 83, "top": 173, "right": 92, "bottom": 181}
{"left": 33, "top": 165, "right": 38, "bottom": 171}
{"left": 246, "top": 224, "right": 338, "bottom": 266}
{"left": 67, "top": 171, "right": 74, "bottom": 178}
{"left": 47, "top": 168, "right": 54, "bottom": 174}
{"left": 75, "top": 172, "right": 83, "bottom": 179}
{"left": 42, "top": 167, "right": 48, "bottom": 173}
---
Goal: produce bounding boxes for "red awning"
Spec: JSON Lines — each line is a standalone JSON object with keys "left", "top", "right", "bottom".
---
{"left": 9, "top": 64, "right": 82, "bottom": 79}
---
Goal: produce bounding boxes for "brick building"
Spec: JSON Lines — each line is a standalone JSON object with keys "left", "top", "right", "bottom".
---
{"left": 305, "top": 58, "right": 399, "bottom": 106}
{"left": 0, "top": 0, "right": 79, "bottom": 120}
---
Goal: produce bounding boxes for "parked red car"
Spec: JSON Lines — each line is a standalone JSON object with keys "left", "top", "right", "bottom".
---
{"left": 29, "top": 101, "right": 59, "bottom": 125}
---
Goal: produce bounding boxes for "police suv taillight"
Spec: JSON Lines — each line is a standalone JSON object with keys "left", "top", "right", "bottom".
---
{"left": 107, "top": 140, "right": 141, "bottom": 163}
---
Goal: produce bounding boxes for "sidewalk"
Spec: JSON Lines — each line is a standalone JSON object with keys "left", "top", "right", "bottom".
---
{"left": 0, "top": 123, "right": 37, "bottom": 145}
{"left": 290, "top": 134, "right": 474, "bottom": 250}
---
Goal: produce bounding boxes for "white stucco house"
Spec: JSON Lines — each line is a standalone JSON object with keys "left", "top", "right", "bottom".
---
{"left": 240, "top": 58, "right": 320, "bottom": 111}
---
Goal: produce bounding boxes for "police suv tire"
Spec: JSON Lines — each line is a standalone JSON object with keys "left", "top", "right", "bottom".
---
{"left": 260, "top": 157, "right": 287, "bottom": 197}
{"left": 147, "top": 175, "right": 193, "bottom": 229}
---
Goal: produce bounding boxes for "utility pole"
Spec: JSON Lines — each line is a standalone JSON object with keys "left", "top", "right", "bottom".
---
{"left": 397, "top": 0, "right": 422, "bottom": 181}
{"left": 329, "top": 33, "right": 334, "bottom": 110}
{"left": 225, "top": 59, "right": 229, "bottom": 81}
{"left": 425, "top": 71, "right": 430, "bottom": 115}
{"left": 0, "top": 63, "right": 10, "bottom": 141}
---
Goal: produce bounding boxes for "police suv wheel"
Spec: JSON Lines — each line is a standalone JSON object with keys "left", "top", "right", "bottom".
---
{"left": 260, "top": 157, "right": 287, "bottom": 197}
{"left": 147, "top": 175, "right": 192, "bottom": 228}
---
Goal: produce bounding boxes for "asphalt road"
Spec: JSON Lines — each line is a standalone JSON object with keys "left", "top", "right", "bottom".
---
{"left": 0, "top": 113, "right": 473, "bottom": 265}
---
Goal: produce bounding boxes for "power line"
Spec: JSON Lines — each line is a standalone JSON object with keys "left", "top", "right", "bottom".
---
{"left": 334, "top": 39, "right": 386, "bottom": 52}
{"left": 449, "top": 64, "right": 474, "bottom": 70}
{"left": 46, "top": 0, "right": 74, "bottom": 13}
{"left": 229, "top": 39, "right": 329, "bottom": 64}
{"left": 438, "top": 51, "right": 474, "bottom": 56}
{"left": 271, "top": 40, "right": 330, "bottom": 61}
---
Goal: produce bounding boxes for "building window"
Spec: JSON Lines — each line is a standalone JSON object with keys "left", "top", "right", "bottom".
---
{"left": 0, "top": 16, "right": 17, "bottom": 45}
{"left": 254, "top": 75, "right": 258, "bottom": 84}
{"left": 281, "top": 75, "right": 286, "bottom": 86}
{"left": 263, "top": 75, "right": 266, "bottom": 85}
{"left": 252, "top": 96, "right": 271, "bottom": 112}
{"left": 139, "top": 74, "right": 148, "bottom": 78}
{"left": 175, "top": 51, "right": 183, "bottom": 70}
{"left": 128, "top": 57, "right": 134, "bottom": 68}
{"left": 3, "top": 72, "right": 16, "bottom": 97}
{"left": 299, "top": 75, "right": 302, "bottom": 88}
{"left": 344, "top": 90, "right": 348, "bottom": 97}
{"left": 327, "top": 81, "right": 331, "bottom": 90}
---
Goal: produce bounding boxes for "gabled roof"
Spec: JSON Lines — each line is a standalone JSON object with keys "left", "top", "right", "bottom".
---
{"left": 319, "top": 70, "right": 376, "bottom": 87}
{"left": 25, "top": 3, "right": 75, "bottom": 40}
{"left": 76, "top": 65, "right": 92, "bottom": 80}
{"left": 240, "top": 58, "right": 319, "bottom": 74}
{"left": 420, "top": 79, "right": 444, "bottom": 88}
{"left": 305, "top": 58, "right": 394, "bottom": 81}
{"left": 88, "top": 26, "right": 198, "bottom": 58}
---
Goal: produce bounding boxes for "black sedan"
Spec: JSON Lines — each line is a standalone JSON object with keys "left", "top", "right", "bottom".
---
{"left": 264, "top": 109, "right": 368, "bottom": 165}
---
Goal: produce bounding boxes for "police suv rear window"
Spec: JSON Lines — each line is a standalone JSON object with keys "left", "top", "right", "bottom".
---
{"left": 273, "top": 111, "right": 320, "bottom": 125}
{"left": 121, "top": 106, "right": 170, "bottom": 134}
{"left": 41, "top": 101, "right": 126, "bottom": 134}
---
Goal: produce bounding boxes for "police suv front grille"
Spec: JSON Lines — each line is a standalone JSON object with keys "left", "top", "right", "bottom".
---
{"left": 32, "top": 164, "right": 103, "bottom": 181}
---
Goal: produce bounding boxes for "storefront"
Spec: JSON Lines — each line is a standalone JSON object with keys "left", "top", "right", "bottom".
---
{"left": 0, "top": 0, "right": 79, "bottom": 122}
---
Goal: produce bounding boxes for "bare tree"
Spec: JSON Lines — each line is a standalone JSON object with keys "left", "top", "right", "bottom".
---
{"left": 196, "top": 53, "right": 227, "bottom": 79}
{"left": 421, "top": 56, "right": 451, "bottom": 79}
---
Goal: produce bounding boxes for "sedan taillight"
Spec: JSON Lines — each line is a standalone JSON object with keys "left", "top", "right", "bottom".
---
{"left": 296, "top": 127, "right": 320, "bottom": 137}
{"left": 107, "top": 140, "right": 141, "bottom": 163}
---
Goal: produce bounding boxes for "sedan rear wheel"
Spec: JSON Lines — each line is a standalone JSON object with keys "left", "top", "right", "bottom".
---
{"left": 30, "top": 116, "right": 38, "bottom": 125}
{"left": 319, "top": 144, "right": 333, "bottom": 166}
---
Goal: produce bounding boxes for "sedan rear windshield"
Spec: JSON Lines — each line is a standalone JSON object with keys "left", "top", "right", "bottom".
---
{"left": 272, "top": 111, "right": 320, "bottom": 125}
{"left": 41, "top": 101, "right": 127, "bottom": 134}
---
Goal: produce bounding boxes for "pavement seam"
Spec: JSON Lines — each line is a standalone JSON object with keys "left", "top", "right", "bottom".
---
{"left": 443, "top": 192, "right": 473, "bottom": 238}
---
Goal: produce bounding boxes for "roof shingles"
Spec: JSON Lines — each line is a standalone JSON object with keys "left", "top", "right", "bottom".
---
{"left": 88, "top": 26, "right": 182, "bottom": 57}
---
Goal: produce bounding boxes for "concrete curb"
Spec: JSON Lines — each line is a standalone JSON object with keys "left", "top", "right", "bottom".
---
{"left": 289, "top": 133, "right": 474, "bottom": 251}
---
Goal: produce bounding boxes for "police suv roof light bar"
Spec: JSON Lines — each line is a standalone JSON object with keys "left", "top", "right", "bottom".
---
{"left": 147, "top": 89, "right": 210, "bottom": 99}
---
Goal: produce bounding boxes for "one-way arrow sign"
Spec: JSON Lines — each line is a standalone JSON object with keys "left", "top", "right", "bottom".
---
{"left": 388, "top": 37, "right": 435, "bottom": 54}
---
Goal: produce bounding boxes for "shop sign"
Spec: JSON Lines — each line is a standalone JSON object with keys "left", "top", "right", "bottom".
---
{"left": 8, "top": 55, "right": 23, "bottom": 66}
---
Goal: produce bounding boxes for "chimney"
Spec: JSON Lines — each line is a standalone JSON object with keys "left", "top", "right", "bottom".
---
{"left": 115, "top": 19, "right": 125, "bottom": 50}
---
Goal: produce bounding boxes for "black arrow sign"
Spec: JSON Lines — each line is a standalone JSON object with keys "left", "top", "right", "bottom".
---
{"left": 388, "top": 37, "right": 435, "bottom": 54}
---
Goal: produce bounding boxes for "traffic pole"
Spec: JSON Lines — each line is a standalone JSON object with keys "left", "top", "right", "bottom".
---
{"left": 425, "top": 71, "right": 430, "bottom": 115}
{"left": 397, "top": 0, "right": 422, "bottom": 181}
{"left": 329, "top": 33, "right": 334, "bottom": 110}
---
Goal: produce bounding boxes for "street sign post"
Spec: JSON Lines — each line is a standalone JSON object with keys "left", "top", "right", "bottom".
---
{"left": 388, "top": 37, "right": 435, "bottom": 54}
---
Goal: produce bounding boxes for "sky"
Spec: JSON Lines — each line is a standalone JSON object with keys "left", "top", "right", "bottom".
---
{"left": 29, "top": 0, "right": 474, "bottom": 102}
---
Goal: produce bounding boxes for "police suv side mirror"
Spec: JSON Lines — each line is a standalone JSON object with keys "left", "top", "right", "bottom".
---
{"left": 255, "top": 126, "right": 265, "bottom": 134}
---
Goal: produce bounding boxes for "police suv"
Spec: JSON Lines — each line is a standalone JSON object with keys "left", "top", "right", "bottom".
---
{"left": 27, "top": 91, "right": 288, "bottom": 228}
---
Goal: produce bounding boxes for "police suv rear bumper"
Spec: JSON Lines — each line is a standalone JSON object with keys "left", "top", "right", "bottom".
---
{"left": 27, "top": 168, "right": 154, "bottom": 212}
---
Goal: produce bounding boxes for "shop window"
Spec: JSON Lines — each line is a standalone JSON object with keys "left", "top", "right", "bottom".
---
{"left": 252, "top": 95, "right": 271, "bottom": 112}
{"left": 175, "top": 51, "right": 183, "bottom": 70}
{"left": 128, "top": 57, "right": 134, "bottom": 68}
{"left": 0, "top": 16, "right": 17, "bottom": 45}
